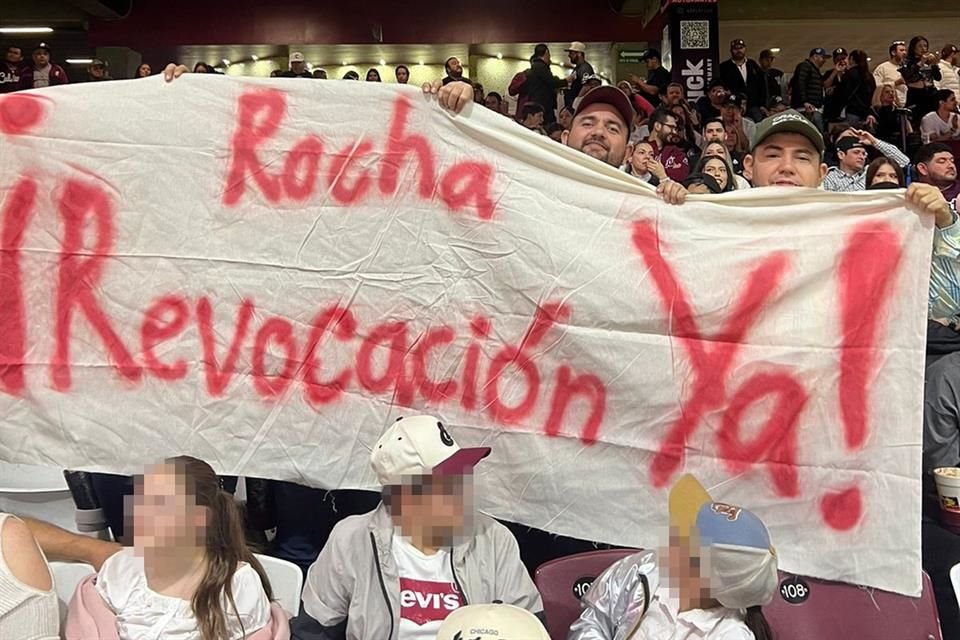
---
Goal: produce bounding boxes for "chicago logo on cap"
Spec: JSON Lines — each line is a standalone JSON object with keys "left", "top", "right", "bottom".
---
{"left": 711, "top": 502, "right": 742, "bottom": 521}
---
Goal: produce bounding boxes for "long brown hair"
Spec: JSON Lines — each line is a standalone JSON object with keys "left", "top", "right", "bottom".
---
{"left": 169, "top": 456, "right": 274, "bottom": 640}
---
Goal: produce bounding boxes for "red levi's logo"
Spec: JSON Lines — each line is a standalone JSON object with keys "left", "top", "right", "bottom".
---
{"left": 399, "top": 577, "right": 463, "bottom": 625}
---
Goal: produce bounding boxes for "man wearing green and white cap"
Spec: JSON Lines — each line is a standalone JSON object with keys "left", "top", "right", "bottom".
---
{"left": 290, "top": 415, "right": 542, "bottom": 640}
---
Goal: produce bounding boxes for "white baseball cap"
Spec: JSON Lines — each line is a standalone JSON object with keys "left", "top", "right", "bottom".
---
{"left": 370, "top": 415, "right": 490, "bottom": 485}
{"left": 289, "top": 51, "right": 305, "bottom": 63}
{"left": 565, "top": 41, "right": 587, "bottom": 53}
{"left": 436, "top": 603, "right": 550, "bottom": 640}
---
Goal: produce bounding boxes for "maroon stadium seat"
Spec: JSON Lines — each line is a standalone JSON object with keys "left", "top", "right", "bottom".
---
{"left": 765, "top": 571, "right": 942, "bottom": 640}
{"left": 534, "top": 548, "right": 639, "bottom": 640}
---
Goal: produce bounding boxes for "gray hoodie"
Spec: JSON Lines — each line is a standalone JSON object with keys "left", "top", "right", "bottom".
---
{"left": 290, "top": 504, "right": 544, "bottom": 640}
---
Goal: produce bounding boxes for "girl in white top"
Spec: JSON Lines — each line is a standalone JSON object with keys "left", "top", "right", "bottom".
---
{"left": 0, "top": 513, "right": 59, "bottom": 640}
{"left": 92, "top": 456, "right": 273, "bottom": 640}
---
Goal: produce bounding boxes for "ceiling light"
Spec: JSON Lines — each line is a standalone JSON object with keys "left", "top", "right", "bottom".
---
{"left": 0, "top": 27, "right": 53, "bottom": 34}
{"left": 770, "top": 47, "right": 781, "bottom": 54}
{"left": 251, "top": 54, "right": 259, "bottom": 61}
{"left": 379, "top": 58, "right": 386, "bottom": 66}
{"left": 65, "top": 58, "right": 93, "bottom": 65}
{"left": 496, "top": 52, "right": 503, "bottom": 60}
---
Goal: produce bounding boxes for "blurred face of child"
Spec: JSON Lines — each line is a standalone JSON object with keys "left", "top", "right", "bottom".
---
{"left": 663, "top": 529, "right": 713, "bottom": 610}
{"left": 394, "top": 473, "right": 473, "bottom": 549}
{"left": 132, "top": 464, "right": 206, "bottom": 553}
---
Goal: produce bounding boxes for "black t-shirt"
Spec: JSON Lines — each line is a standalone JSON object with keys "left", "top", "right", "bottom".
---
{"left": 442, "top": 75, "right": 472, "bottom": 86}
{"left": 645, "top": 66, "right": 671, "bottom": 105}
{"left": 566, "top": 60, "right": 595, "bottom": 107}
{"left": 0, "top": 62, "right": 20, "bottom": 93}
{"left": 278, "top": 70, "right": 312, "bottom": 78}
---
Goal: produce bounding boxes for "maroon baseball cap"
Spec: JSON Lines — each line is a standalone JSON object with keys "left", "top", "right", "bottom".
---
{"left": 574, "top": 86, "right": 636, "bottom": 129}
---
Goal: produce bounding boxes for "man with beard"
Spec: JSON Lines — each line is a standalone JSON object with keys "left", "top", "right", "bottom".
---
{"left": 645, "top": 108, "right": 690, "bottom": 182}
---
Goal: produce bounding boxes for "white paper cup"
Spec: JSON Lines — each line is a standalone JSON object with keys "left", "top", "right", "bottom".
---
{"left": 934, "top": 467, "right": 960, "bottom": 513}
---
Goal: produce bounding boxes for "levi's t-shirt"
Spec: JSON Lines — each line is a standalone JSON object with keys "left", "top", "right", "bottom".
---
{"left": 392, "top": 534, "right": 463, "bottom": 640}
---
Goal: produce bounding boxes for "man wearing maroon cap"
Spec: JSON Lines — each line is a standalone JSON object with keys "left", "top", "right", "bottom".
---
{"left": 291, "top": 415, "right": 542, "bottom": 640}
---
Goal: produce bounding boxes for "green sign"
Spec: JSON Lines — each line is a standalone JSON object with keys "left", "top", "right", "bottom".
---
{"left": 619, "top": 50, "right": 647, "bottom": 63}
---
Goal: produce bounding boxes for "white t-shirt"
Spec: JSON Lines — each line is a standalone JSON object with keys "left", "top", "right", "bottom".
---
{"left": 32, "top": 66, "right": 50, "bottom": 89}
{"left": 921, "top": 111, "right": 960, "bottom": 142}
{"left": 392, "top": 534, "right": 463, "bottom": 640}
{"left": 95, "top": 547, "right": 270, "bottom": 640}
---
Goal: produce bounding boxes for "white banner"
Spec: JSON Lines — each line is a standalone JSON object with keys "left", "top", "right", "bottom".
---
{"left": 0, "top": 77, "right": 932, "bottom": 596}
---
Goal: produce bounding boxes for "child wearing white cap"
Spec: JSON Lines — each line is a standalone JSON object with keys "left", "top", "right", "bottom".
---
{"left": 290, "top": 415, "right": 543, "bottom": 640}
{"left": 568, "top": 474, "right": 777, "bottom": 640}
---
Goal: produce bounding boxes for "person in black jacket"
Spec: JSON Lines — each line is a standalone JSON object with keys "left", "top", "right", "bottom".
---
{"left": 790, "top": 48, "right": 828, "bottom": 131}
{"left": 525, "top": 44, "right": 567, "bottom": 125}
{"left": 718, "top": 39, "right": 765, "bottom": 122}
{"left": 834, "top": 50, "right": 876, "bottom": 127}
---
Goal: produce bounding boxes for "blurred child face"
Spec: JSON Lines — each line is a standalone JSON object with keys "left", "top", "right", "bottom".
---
{"left": 394, "top": 473, "right": 473, "bottom": 549}
{"left": 132, "top": 463, "right": 206, "bottom": 552}
{"left": 662, "top": 529, "right": 713, "bottom": 610}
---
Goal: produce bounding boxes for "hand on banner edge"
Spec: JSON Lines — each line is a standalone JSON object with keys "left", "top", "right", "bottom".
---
{"left": 906, "top": 183, "right": 955, "bottom": 229}
{"left": 163, "top": 63, "right": 189, "bottom": 82}
{"left": 656, "top": 178, "right": 689, "bottom": 205}
{"left": 422, "top": 79, "right": 473, "bottom": 115}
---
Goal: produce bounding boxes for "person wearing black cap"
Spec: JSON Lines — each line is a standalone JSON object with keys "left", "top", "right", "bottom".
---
{"left": 720, "top": 93, "right": 756, "bottom": 147}
{"left": 822, "top": 138, "right": 870, "bottom": 191}
{"left": 822, "top": 48, "right": 849, "bottom": 123}
{"left": 631, "top": 49, "right": 670, "bottom": 107}
{"left": 758, "top": 49, "right": 783, "bottom": 112}
{"left": 84, "top": 59, "right": 109, "bottom": 82}
{"left": 695, "top": 78, "right": 728, "bottom": 126}
{"left": 719, "top": 39, "right": 765, "bottom": 122}
{"left": 18, "top": 43, "right": 68, "bottom": 90}
{"left": 790, "top": 48, "right": 827, "bottom": 131}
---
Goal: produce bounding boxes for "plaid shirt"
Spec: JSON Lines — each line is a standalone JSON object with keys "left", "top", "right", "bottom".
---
{"left": 930, "top": 200, "right": 960, "bottom": 320}
{"left": 821, "top": 140, "right": 910, "bottom": 192}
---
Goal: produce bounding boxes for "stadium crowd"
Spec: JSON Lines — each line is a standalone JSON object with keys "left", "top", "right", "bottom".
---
{"left": 0, "top": 30, "right": 959, "bottom": 640}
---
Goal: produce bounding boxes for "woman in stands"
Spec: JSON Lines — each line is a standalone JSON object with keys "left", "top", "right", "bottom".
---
{"left": 870, "top": 83, "right": 913, "bottom": 147}
{"left": 0, "top": 515, "right": 58, "bottom": 639}
{"left": 693, "top": 155, "right": 737, "bottom": 192}
{"left": 702, "top": 141, "right": 750, "bottom": 188}
{"left": 365, "top": 68, "right": 381, "bottom": 82}
{"left": 901, "top": 36, "right": 942, "bottom": 126}
{"left": 68, "top": 456, "right": 278, "bottom": 640}
{"left": 866, "top": 157, "right": 906, "bottom": 189}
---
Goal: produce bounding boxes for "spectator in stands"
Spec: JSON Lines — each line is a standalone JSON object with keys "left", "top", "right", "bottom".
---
{"left": 342, "top": 70, "right": 359, "bottom": 80}
{"left": 626, "top": 141, "right": 664, "bottom": 185}
{"left": 193, "top": 62, "right": 213, "bottom": 73}
{"left": 312, "top": 69, "right": 327, "bottom": 79}
{"left": 0, "top": 517, "right": 63, "bottom": 638}
{"left": 823, "top": 47, "right": 850, "bottom": 124}
{"left": 759, "top": 49, "right": 783, "bottom": 109}
{"left": 823, "top": 127, "right": 909, "bottom": 191}
{"left": 719, "top": 39, "right": 765, "bottom": 121}
{"left": 902, "top": 36, "right": 942, "bottom": 125}
{"left": 791, "top": 48, "right": 827, "bottom": 130}
{"left": 484, "top": 91, "right": 503, "bottom": 113}
{"left": 442, "top": 56, "right": 468, "bottom": 85}
{"left": 702, "top": 141, "right": 750, "bottom": 188}
{"left": 569, "top": 474, "right": 777, "bottom": 640}
{"left": 668, "top": 103, "right": 703, "bottom": 165}
{"left": 279, "top": 52, "right": 311, "bottom": 78}
{"left": 544, "top": 122, "right": 564, "bottom": 142}
{"left": 865, "top": 157, "right": 906, "bottom": 189}
{"left": 696, "top": 79, "right": 728, "bottom": 126}
{"left": 724, "top": 122, "right": 750, "bottom": 166}
{"left": 394, "top": 65, "right": 409, "bottom": 84}
{"left": 558, "top": 105, "right": 574, "bottom": 130}
{"left": 290, "top": 415, "right": 542, "bottom": 639}
{"left": 665, "top": 82, "right": 700, "bottom": 130}
{"left": 633, "top": 48, "right": 670, "bottom": 107}
{"left": 721, "top": 93, "right": 757, "bottom": 146}
{"left": 84, "top": 59, "right": 109, "bottom": 82}
{"left": 70, "top": 457, "right": 278, "bottom": 640}
{"left": 520, "top": 102, "right": 545, "bottom": 133}
{"left": 938, "top": 45, "right": 960, "bottom": 98}
{"left": 136, "top": 63, "right": 151, "bottom": 78}
{"left": 366, "top": 68, "right": 381, "bottom": 82}
{"left": 571, "top": 74, "right": 602, "bottom": 110}
{"left": 870, "top": 83, "right": 913, "bottom": 146}
{"left": 525, "top": 44, "right": 567, "bottom": 125}
{"left": 472, "top": 82, "right": 484, "bottom": 103}
{"left": 702, "top": 117, "right": 726, "bottom": 147}
{"left": 762, "top": 95, "right": 789, "bottom": 118}
{"left": 645, "top": 109, "right": 691, "bottom": 182}
{"left": 834, "top": 50, "right": 876, "bottom": 126}
{"left": 874, "top": 40, "right": 908, "bottom": 108}
{"left": 694, "top": 155, "right": 736, "bottom": 192}
{"left": 0, "top": 46, "right": 22, "bottom": 92}
{"left": 920, "top": 90, "right": 960, "bottom": 142}
{"left": 916, "top": 142, "right": 960, "bottom": 201}
{"left": 564, "top": 41, "right": 594, "bottom": 108}
{"left": 18, "top": 43, "right": 68, "bottom": 90}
